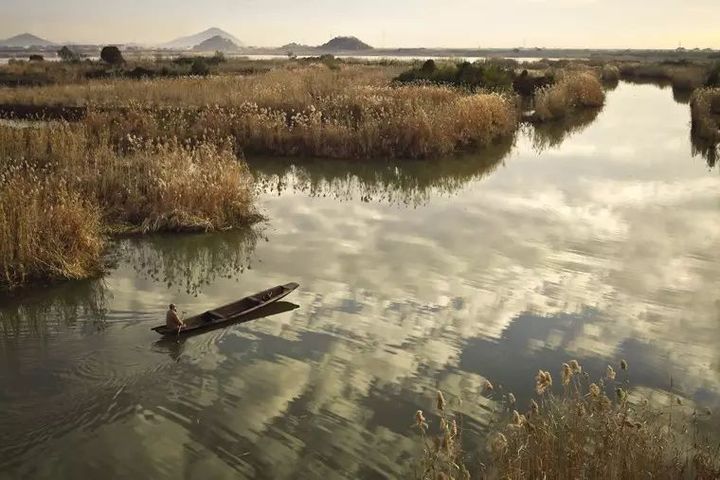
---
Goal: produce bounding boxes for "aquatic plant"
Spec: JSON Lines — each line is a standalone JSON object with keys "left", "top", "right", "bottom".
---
{"left": 0, "top": 124, "right": 256, "bottom": 288}
{"left": 691, "top": 88, "right": 720, "bottom": 143}
{"left": 416, "top": 360, "right": 720, "bottom": 479}
{"left": 533, "top": 72, "right": 605, "bottom": 122}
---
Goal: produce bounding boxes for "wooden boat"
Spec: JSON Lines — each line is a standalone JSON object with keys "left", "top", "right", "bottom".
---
{"left": 151, "top": 282, "right": 299, "bottom": 336}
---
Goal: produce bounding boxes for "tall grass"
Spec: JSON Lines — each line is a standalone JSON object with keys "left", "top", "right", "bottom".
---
{"left": 690, "top": 88, "right": 720, "bottom": 143}
{"left": 0, "top": 173, "right": 104, "bottom": 287}
{"left": 619, "top": 62, "right": 710, "bottom": 91}
{"left": 0, "top": 124, "right": 256, "bottom": 288}
{"left": 417, "top": 361, "right": 720, "bottom": 479}
{"left": 0, "top": 67, "right": 519, "bottom": 159}
{"left": 534, "top": 72, "right": 605, "bottom": 122}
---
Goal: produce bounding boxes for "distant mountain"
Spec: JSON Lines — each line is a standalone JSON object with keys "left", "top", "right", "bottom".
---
{"left": 281, "top": 42, "right": 311, "bottom": 51}
{"left": 192, "top": 35, "right": 240, "bottom": 52}
{"left": 0, "top": 33, "right": 55, "bottom": 47}
{"left": 163, "top": 28, "right": 243, "bottom": 49}
{"left": 319, "top": 36, "right": 372, "bottom": 51}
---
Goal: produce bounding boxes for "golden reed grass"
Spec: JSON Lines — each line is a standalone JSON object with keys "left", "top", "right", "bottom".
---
{"left": 0, "top": 124, "right": 255, "bottom": 288}
{"left": 691, "top": 88, "right": 720, "bottom": 143}
{"left": 619, "top": 62, "right": 710, "bottom": 91}
{"left": 534, "top": 72, "right": 605, "bottom": 122}
{"left": 419, "top": 360, "right": 720, "bottom": 479}
{"left": 1, "top": 66, "right": 519, "bottom": 159}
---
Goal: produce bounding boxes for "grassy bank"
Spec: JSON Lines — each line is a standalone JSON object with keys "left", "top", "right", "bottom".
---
{"left": 0, "top": 124, "right": 255, "bottom": 289}
{"left": 533, "top": 72, "right": 605, "bottom": 122}
{"left": 416, "top": 361, "right": 720, "bottom": 479}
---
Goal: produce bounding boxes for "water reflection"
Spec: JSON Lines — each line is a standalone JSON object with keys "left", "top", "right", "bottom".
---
{"left": 691, "top": 134, "right": 719, "bottom": 168}
{"left": 249, "top": 137, "right": 514, "bottom": 207}
{"left": 528, "top": 107, "right": 602, "bottom": 153}
{"left": 121, "top": 226, "right": 260, "bottom": 296}
{"left": 0, "top": 278, "right": 109, "bottom": 338}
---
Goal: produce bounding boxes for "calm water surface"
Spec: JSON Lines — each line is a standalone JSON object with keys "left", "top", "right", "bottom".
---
{"left": 1, "top": 82, "right": 719, "bottom": 478}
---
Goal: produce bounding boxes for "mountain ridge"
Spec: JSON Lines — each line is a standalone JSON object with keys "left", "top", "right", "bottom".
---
{"left": 163, "top": 28, "right": 243, "bottom": 49}
{"left": 0, "top": 33, "right": 55, "bottom": 47}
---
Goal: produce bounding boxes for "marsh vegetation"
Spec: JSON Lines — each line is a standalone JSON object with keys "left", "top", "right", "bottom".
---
{"left": 0, "top": 56, "right": 712, "bottom": 289}
{"left": 418, "top": 361, "right": 720, "bottom": 479}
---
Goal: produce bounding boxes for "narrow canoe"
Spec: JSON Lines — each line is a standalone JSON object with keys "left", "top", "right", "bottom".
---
{"left": 151, "top": 282, "right": 299, "bottom": 336}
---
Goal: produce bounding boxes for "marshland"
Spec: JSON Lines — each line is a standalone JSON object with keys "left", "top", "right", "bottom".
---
{"left": 1, "top": 48, "right": 720, "bottom": 479}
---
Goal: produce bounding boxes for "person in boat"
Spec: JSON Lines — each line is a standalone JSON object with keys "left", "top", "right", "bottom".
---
{"left": 166, "top": 303, "right": 185, "bottom": 330}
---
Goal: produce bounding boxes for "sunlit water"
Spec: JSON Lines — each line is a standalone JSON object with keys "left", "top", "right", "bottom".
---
{"left": 1, "top": 82, "right": 719, "bottom": 479}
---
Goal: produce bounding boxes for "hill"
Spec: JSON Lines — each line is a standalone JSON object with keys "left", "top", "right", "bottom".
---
{"left": 164, "top": 28, "right": 243, "bottom": 50}
{"left": 0, "top": 33, "right": 55, "bottom": 47}
{"left": 192, "top": 35, "right": 240, "bottom": 52}
{"left": 319, "top": 36, "right": 372, "bottom": 51}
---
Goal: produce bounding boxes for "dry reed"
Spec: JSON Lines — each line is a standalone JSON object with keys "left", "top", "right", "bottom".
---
{"left": 690, "top": 88, "right": 720, "bottom": 143}
{"left": 534, "top": 72, "right": 605, "bottom": 122}
{"left": 418, "top": 360, "right": 720, "bottom": 479}
{"left": 0, "top": 124, "right": 256, "bottom": 288}
{"left": 0, "top": 66, "right": 519, "bottom": 159}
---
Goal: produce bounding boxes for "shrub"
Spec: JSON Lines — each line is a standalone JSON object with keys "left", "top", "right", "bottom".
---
{"left": 690, "top": 88, "right": 720, "bottom": 142}
{"left": 57, "top": 46, "right": 79, "bottom": 63}
{"left": 28, "top": 54, "right": 44, "bottom": 62}
{"left": 534, "top": 72, "right": 605, "bottom": 122}
{"left": 601, "top": 64, "right": 620, "bottom": 82}
{"left": 100, "top": 46, "right": 125, "bottom": 65}
{"left": 190, "top": 58, "right": 210, "bottom": 76}
{"left": 396, "top": 60, "right": 514, "bottom": 91}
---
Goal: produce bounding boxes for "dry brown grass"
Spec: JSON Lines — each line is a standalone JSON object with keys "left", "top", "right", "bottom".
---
{"left": 0, "top": 66, "right": 519, "bottom": 159}
{"left": 419, "top": 361, "right": 720, "bottom": 479}
{"left": 601, "top": 65, "right": 620, "bottom": 82}
{"left": 691, "top": 88, "right": 720, "bottom": 143}
{"left": 0, "top": 124, "right": 256, "bottom": 288}
{"left": 619, "top": 62, "right": 710, "bottom": 91}
{"left": 0, "top": 172, "right": 104, "bottom": 287}
{"left": 534, "top": 72, "right": 605, "bottom": 122}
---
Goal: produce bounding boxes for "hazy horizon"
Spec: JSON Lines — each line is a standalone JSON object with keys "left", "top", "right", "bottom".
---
{"left": 1, "top": 0, "right": 719, "bottom": 49}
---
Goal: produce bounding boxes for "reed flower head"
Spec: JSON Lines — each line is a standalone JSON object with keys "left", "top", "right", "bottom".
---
{"left": 620, "top": 359, "right": 628, "bottom": 371}
{"left": 489, "top": 432, "right": 508, "bottom": 455}
{"left": 561, "top": 363, "right": 572, "bottom": 386}
{"left": 415, "top": 410, "right": 428, "bottom": 431}
{"left": 436, "top": 391, "right": 446, "bottom": 411}
{"left": 536, "top": 370, "right": 553, "bottom": 395}
{"left": 507, "top": 393, "right": 516, "bottom": 406}
{"left": 483, "top": 380, "right": 494, "bottom": 393}
{"left": 616, "top": 387, "right": 627, "bottom": 402}
{"left": 589, "top": 383, "right": 601, "bottom": 397}
{"left": 606, "top": 365, "right": 616, "bottom": 381}
{"left": 530, "top": 399, "right": 539, "bottom": 415}
{"left": 568, "top": 359, "right": 582, "bottom": 374}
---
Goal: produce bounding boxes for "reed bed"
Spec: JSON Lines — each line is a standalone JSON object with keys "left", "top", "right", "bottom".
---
{"left": 0, "top": 173, "right": 103, "bottom": 287}
{"left": 533, "top": 72, "right": 605, "bottom": 122}
{"left": 619, "top": 63, "right": 710, "bottom": 91}
{"left": 690, "top": 88, "right": 720, "bottom": 143}
{"left": 0, "top": 124, "right": 256, "bottom": 288}
{"left": 417, "top": 360, "right": 720, "bottom": 479}
{"left": 0, "top": 66, "right": 519, "bottom": 159}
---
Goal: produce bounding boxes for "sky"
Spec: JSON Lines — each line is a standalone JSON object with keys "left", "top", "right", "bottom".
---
{"left": 1, "top": 0, "right": 718, "bottom": 49}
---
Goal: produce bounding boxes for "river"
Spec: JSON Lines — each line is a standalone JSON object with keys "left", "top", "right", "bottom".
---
{"left": 1, "top": 81, "right": 719, "bottom": 478}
